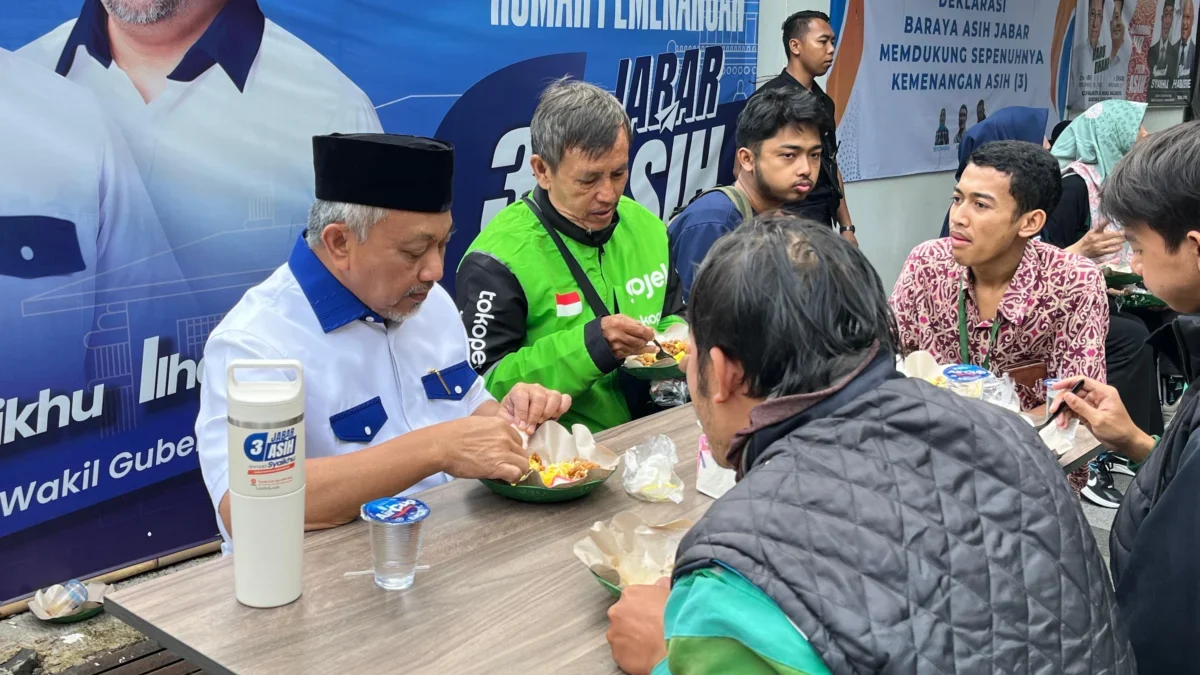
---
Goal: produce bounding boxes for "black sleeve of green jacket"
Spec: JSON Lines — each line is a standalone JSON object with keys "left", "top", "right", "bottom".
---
{"left": 455, "top": 251, "right": 619, "bottom": 377}
{"left": 662, "top": 248, "right": 686, "bottom": 320}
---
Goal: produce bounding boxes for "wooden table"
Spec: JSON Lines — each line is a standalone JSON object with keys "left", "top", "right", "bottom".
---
{"left": 1058, "top": 425, "right": 1105, "bottom": 473}
{"left": 107, "top": 406, "right": 706, "bottom": 675}
{"left": 106, "top": 404, "right": 1102, "bottom": 675}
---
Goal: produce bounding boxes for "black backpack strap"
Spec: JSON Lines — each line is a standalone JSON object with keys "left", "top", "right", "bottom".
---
{"left": 522, "top": 194, "right": 610, "bottom": 319}
{"left": 669, "top": 185, "right": 752, "bottom": 227}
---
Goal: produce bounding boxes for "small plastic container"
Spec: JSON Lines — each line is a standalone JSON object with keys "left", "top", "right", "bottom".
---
{"left": 360, "top": 497, "right": 430, "bottom": 590}
{"left": 1044, "top": 378, "right": 1062, "bottom": 409}
{"left": 942, "top": 364, "right": 994, "bottom": 399}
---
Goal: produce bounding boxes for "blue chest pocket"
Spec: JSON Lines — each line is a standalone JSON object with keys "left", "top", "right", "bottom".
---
{"left": 330, "top": 397, "right": 388, "bottom": 443}
{"left": 422, "top": 361, "right": 478, "bottom": 401}
{"left": 0, "top": 216, "right": 86, "bottom": 279}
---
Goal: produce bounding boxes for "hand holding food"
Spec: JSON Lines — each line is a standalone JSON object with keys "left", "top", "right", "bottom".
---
{"left": 1068, "top": 229, "right": 1125, "bottom": 260}
{"left": 606, "top": 584, "right": 670, "bottom": 675}
{"left": 439, "top": 416, "right": 529, "bottom": 483}
{"left": 601, "top": 315, "right": 657, "bottom": 360}
{"left": 499, "top": 383, "right": 572, "bottom": 433}
{"left": 1052, "top": 376, "right": 1157, "bottom": 462}
{"left": 633, "top": 339, "right": 687, "bottom": 367}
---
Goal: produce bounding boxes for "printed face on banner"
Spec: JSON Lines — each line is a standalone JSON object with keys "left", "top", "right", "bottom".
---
{"left": 1090, "top": 0, "right": 1106, "bottom": 47}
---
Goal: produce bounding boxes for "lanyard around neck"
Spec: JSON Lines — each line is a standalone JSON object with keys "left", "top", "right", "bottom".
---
{"left": 958, "top": 279, "right": 1002, "bottom": 371}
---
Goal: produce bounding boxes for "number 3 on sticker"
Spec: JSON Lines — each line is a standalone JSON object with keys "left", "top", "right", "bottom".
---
{"left": 243, "top": 433, "right": 267, "bottom": 460}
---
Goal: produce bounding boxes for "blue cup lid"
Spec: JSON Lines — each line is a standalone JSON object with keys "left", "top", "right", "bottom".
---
{"left": 361, "top": 497, "right": 430, "bottom": 524}
{"left": 943, "top": 364, "right": 992, "bottom": 383}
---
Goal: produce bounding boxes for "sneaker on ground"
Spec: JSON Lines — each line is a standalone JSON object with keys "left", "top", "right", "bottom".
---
{"left": 1162, "top": 376, "right": 1187, "bottom": 426}
{"left": 1105, "top": 453, "right": 1137, "bottom": 477}
{"left": 1081, "top": 460, "right": 1124, "bottom": 509}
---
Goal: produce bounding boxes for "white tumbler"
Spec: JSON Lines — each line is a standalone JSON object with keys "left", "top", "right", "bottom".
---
{"left": 226, "top": 360, "right": 305, "bottom": 608}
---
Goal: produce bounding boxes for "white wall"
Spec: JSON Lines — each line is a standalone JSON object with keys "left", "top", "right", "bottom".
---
{"left": 757, "top": 1, "right": 1188, "bottom": 292}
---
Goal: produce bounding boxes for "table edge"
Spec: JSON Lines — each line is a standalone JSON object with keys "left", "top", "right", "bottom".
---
{"left": 105, "top": 595, "right": 236, "bottom": 675}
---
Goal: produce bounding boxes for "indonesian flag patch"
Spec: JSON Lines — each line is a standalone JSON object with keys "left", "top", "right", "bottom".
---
{"left": 556, "top": 291, "right": 583, "bottom": 317}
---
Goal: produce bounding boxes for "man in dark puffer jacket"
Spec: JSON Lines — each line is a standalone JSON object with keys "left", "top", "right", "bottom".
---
{"left": 607, "top": 213, "right": 1134, "bottom": 674}
{"left": 1051, "top": 121, "right": 1200, "bottom": 674}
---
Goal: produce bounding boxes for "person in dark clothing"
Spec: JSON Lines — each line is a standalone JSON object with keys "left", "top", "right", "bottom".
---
{"left": 750, "top": 10, "right": 857, "bottom": 245}
{"left": 1049, "top": 118, "right": 1073, "bottom": 147}
{"left": 1052, "top": 120, "right": 1200, "bottom": 675}
{"left": 937, "top": 106, "right": 1050, "bottom": 239}
{"left": 1041, "top": 102, "right": 1162, "bottom": 507}
{"left": 610, "top": 212, "right": 1135, "bottom": 674}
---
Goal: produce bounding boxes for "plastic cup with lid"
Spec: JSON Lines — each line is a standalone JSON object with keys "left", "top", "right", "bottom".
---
{"left": 360, "top": 497, "right": 430, "bottom": 590}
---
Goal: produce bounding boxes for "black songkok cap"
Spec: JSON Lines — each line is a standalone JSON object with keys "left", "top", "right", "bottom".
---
{"left": 312, "top": 134, "right": 454, "bottom": 213}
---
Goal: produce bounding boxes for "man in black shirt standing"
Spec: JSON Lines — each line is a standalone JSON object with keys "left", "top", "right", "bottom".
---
{"left": 750, "top": 10, "right": 857, "bottom": 246}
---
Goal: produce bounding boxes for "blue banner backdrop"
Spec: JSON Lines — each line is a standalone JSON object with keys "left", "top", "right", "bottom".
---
{"left": 0, "top": 0, "right": 757, "bottom": 602}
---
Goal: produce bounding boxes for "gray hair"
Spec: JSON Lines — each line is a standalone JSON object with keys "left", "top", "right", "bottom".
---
{"left": 304, "top": 199, "right": 390, "bottom": 248}
{"left": 530, "top": 77, "right": 633, "bottom": 171}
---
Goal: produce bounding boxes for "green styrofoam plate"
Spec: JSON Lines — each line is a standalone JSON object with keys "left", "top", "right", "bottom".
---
{"left": 1120, "top": 293, "right": 1167, "bottom": 309}
{"left": 622, "top": 362, "right": 685, "bottom": 381}
{"left": 1104, "top": 271, "right": 1142, "bottom": 288}
{"left": 44, "top": 605, "right": 104, "bottom": 624}
{"left": 592, "top": 572, "right": 622, "bottom": 598}
{"left": 480, "top": 473, "right": 611, "bottom": 503}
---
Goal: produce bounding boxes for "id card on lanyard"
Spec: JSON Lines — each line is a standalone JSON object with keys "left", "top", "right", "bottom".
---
{"left": 958, "top": 279, "right": 1001, "bottom": 371}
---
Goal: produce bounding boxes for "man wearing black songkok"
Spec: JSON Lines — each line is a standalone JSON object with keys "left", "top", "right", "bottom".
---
{"left": 195, "top": 133, "right": 572, "bottom": 553}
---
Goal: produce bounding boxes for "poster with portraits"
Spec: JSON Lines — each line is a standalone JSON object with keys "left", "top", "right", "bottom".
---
{"left": 1073, "top": 0, "right": 1198, "bottom": 107}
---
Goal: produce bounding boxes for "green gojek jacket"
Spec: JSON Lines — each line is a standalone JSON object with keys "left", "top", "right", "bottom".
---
{"left": 652, "top": 566, "right": 831, "bottom": 675}
{"left": 455, "top": 187, "right": 685, "bottom": 433}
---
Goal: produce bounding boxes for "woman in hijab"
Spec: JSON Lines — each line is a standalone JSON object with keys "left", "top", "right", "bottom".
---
{"left": 1043, "top": 100, "right": 1162, "bottom": 509}
{"left": 1043, "top": 99, "right": 1149, "bottom": 259}
{"left": 938, "top": 106, "right": 1050, "bottom": 238}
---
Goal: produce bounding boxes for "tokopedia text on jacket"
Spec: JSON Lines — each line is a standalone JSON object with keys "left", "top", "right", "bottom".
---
{"left": 455, "top": 187, "right": 685, "bottom": 433}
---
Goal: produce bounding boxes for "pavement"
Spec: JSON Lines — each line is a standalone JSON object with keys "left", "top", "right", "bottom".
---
{"left": 1081, "top": 474, "right": 1134, "bottom": 570}
{"left": 0, "top": 552, "right": 219, "bottom": 674}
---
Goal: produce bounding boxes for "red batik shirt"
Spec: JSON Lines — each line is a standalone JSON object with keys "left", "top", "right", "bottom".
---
{"left": 890, "top": 239, "right": 1109, "bottom": 410}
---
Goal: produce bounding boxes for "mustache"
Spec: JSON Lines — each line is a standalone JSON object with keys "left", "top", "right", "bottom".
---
{"left": 405, "top": 283, "right": 434, "bottom": 297}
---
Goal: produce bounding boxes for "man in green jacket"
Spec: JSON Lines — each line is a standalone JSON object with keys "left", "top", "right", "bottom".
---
{"left": 456, "top": 78, "right": 685, "bottom": 433}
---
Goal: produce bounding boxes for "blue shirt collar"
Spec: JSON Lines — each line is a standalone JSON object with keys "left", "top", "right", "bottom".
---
{"left": 287, "top": 235, "right": 384, "bottom": 333}
{"left": 55, "top": 0, "right": 265, "bottom": 92}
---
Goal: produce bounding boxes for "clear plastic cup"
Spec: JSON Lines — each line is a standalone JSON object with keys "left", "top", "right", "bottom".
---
{"left": 360, "top": 497, "right": 430, "bottom": 590}
{"left": 1044, "top": 378, "right": 1062, "bottom": 410}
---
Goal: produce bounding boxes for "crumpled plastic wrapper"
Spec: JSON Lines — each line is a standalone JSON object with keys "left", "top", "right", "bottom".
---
{"left": 696, "top": 434, "right": 735, "bottom": 499}
{"left": 651, "top": 379, "right": 689, "bottom": 407}
{"left": 506, "top": 420, "right": 619, "bottom": 488}
{"left": 573, "top": 511, "right": 694, "bottom": 588}
{"left": 980, "top": 374, "right": 1021, "bottom": 413}
{"left": 1037, "top": 417, "right": 1079, "bottom": 457}
{"left": 899, "top": 351, "right": 1021, "bottom": 412}
{"left": 29, "top": 580, "right": 107, "bottom": 620}
{"left": 623, "top": 434, "right": 684, "bottom": 503}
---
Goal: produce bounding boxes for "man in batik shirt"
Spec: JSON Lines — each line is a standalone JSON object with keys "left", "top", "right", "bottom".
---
{"left": 890, "top": 141, "right": 1109, "bottom": 492}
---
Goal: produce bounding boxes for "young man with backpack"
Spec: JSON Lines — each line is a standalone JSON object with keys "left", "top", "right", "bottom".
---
{"left": 667, "top": 87, "right": 828, "bottom": 300}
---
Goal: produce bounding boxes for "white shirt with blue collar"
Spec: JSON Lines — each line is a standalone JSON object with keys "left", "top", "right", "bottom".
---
{"left": 0, "top": 47, "right": 181, "bottom": 398}
{"left": 197, "top": 236, "right": 492, "bottom": 553}
{"left": 18, "top": 0, "right": 383, "bottom": 279}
